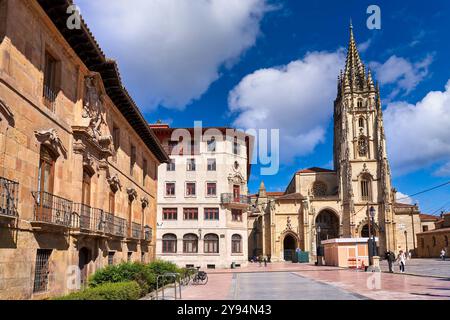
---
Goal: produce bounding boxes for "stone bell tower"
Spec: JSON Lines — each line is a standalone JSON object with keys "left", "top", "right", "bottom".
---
{"left": 333, "top": 24, "right": 395, "bottom": 252}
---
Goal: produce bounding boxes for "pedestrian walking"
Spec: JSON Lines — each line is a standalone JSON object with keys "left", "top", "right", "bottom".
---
{"left": 263, "top": 256, "right": 267, "bottom": 267}
{"left": 385, "top": 251, "right": 395, "bottom": 273}
{"left": 440, "top": 248, "right": 446, "bottom": 261}
{"left": 258, "top": 255, "right": 262, "bottom": 267}
{"left": 397, "top": 250, "right": 406, "bottom": 273}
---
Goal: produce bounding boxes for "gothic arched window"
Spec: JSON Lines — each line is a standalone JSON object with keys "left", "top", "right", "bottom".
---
{"left": 357, "top": 99, "right": 363, "bottom": 108}
{"left": 358, "top": 136, "right": 368, "bottom": 157}
{"left": 360, "top": 174, "right": 372, "bottom": 202}
{"left": 312, "top": 181, "right": 327, "bottom": 197}
{"left": 358, "top": 117, "right": 365, "bottom": 129}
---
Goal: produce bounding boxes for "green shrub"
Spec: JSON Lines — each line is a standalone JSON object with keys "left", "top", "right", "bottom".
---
{"left": 89, "top": 262, "right": 156, "bottom": 294}
{"left": 55, "top": 281, "right": 141, "bottom": 300}
{"left": 147, "top": 260, "right": 180, "bottom": 275}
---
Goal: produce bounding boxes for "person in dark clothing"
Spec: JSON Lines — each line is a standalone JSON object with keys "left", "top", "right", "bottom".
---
{"left": 385, "top": 251, "right": 395, "bottom": 273}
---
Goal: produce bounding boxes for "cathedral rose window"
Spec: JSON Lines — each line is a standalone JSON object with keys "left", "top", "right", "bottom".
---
{"left": 312, "top": 181, "right": 327, "bottom": 197}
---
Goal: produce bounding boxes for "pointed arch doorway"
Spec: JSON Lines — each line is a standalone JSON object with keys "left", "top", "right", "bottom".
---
{"left": 283, "top": 234, "right": 297, "bottom": 262}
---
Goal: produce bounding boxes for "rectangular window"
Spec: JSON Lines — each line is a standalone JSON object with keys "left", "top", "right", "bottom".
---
{"left": 183, "top": 208, "right": 198, "bottom": 220}
{"left": 108, "top": 252, "right": 115, "bottom": 265}
{"left": 127, "top": 252, "right": 133, "bottom": 262}
{"left": 143, "top": 158, "right": 148, "bottom": 186}
{"left": 186, "top": 182, "right": 196, "bottom": 196}
{"left": 232, "top": 209, "right": 243, "bottom": 222}
{"left": 206, "top": 182, "right": 217, "bottom": 197}
{"left": 207, "top": 158, "right": 216, "bottom": 171}
{"left": 109, "top": 192, "right": 115, "bottom": 214}
{"left": 163, "top": 208, "right": 178, "bottom": 220}
{"left": 361, "top": 180, "right": 370, "bottom": 201}
{"left": 130, "top": 144, "right": 136, "bottom": 176}
{"left": 43, "top": 52, "right": 57, "bottom": 111}
{"left": 165, "top": 183, "right": 175, "bottom": 196}
{"left": 207, "top": 138, "right": 216, "bottom": 152}
{"left": 167, "top": 159, "right": 176, "bottom": 171}
{"left": 186, "top": 158, "right": 196, "bottom": 171}
{"left": 113, "top": 126, "right": 120, "bottom": 150}
{"left": 33, "top": 249, "right": 52, "bottom": 293}
{"left": 233, "top": 138, "right": 240, "bottom": 155}
{"left": 204, "top": 208, "right": 219, "bottom": 221}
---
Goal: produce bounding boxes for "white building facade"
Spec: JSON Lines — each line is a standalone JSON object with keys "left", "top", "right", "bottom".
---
{"left": 151, "top": 125, "right": 252, "bottom": 269}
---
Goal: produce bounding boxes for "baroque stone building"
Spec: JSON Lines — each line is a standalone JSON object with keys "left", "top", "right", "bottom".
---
{"left": 0, "top": 0, "right": 168, "bottom": 299}
{"left": 151, "top": 124, "right": 253, "bottom": 269}
{"left": 249, "top": 25, "right": 425, "bottom": 262}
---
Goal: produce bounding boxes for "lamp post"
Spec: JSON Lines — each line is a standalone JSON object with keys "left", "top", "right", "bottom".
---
{"left": 316, "top": 225, "right": 321, "bottom": 266}
{"left": 367, "top": 206, "right": 381, "bottom": 272}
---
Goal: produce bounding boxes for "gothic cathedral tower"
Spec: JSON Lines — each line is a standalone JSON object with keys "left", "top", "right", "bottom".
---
{"left": 333, "top": 24, "right": 396, "bottom": 253}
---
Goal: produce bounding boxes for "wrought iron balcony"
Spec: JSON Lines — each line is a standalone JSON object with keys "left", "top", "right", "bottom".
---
{"left": 43, "top": 85, "right": 56, "bottom": 112}
{"left": 104, "top": 212, "right": 127, "bottom": 237}
{"left": 72, "top": 203, "right": 106, "bottom": 233}
{"left": 220, "top": 193, "right": 250, "bottom": 208}
{"left": 32, "top": 191, "right": 72, "bottom": 227}
{"left": 130, "top": 222, "right": 143, "bottom": 240}
{"left": 0, "top": 177, "right": 19, "bottom": 218}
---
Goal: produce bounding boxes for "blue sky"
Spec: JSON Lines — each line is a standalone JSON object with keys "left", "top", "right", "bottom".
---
{"left": 77, "top": 0, "right": 450, "bottom": 214}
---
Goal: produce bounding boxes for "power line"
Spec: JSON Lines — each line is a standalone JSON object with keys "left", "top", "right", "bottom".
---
{"left": 396, "top": 180, "right": 450, "bottom": 201}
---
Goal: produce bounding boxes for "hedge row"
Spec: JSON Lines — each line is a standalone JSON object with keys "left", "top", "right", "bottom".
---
{"left": 55, "top": 281, "right": 141, "bottom": 300}
{"left": 56, "top": 260, "right": 187, "bottom": 300}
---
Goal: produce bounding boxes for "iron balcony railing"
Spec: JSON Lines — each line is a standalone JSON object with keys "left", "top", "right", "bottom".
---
{"left": 72, "top": 204, "right": 106, "bottom": 233}
{"left": 43, "top": 85, "right": 56, "bottom": 112}
{"left": 32, "top": 191, "right": 72, "bottom": 227}
{"left": 220, "top": 193, "right": 250, "bottom": 206}
{"left": 0, "top": 177, "right": 19, "bottom": 218}
{"left": 130, "top": 222, "right": 143, "bottom": 239}
{"left": 104, "top": 212, "right": 127, "bottom": 237}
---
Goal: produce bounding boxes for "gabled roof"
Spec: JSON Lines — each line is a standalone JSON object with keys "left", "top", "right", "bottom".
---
{"left": 297, "top": 167, "right": 335, "bottom": 174}
{"left": 419, "top": 214, "right": 440, "bottom": 221}
{"left": 37, "top": 0, "right": 169, "bottom": 163}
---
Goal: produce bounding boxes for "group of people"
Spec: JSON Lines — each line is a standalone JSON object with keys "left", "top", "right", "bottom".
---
{"left": 385, "top": 248, "right": 447, "bottom": 273}
{"left": 250, "top": 255, "right": 269, "bottom": 267}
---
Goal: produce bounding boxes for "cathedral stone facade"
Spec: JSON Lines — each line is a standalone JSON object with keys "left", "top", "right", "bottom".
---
{"left": 249, "top": 26, "right": 421, "bottom": 262}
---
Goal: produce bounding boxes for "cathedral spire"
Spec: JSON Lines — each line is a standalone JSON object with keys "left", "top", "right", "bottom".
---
{"left": 343, "top": 23, "right": 366, "bottom": 90}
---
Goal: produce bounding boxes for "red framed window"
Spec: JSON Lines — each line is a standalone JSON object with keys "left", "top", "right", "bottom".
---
{"left": 232, "top": 209, "right": 242, "bottom": 222}
{"left": 204, "top": 208, "right": 219, "bottom": 221}
{"left": 183, "top": 208, "right": 198, "bottom": 220}
{"left": 186, "top": 182, "right": 196, "bottom": 196}
{"left": 206, "top": 182, "right": 216, "bottom": 196}
{"left": 166, "top": 183, "right": 175, "bottom": 196}
{"left": 163, "top": 208, "right": 178, "bottom": 220}
{"left": 162, "top": 234, "right": 177, "bottom": 253}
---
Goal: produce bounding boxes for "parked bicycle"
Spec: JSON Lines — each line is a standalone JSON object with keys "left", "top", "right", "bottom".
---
{"left": 181, "top": 267, "right": 208, "bottom": 285}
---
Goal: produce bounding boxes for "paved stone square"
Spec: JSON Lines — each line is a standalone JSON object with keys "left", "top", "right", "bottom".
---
{"left": 179, "top": 262, "right": 450, "bottom": 300}
{"left": 380, "top": 258, "right": 450, "bottom": 278}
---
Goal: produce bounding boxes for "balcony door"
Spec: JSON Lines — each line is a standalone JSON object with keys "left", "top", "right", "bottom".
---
{"left": 81, "top": 170, "right": 92, "bottom": 229}
{"left": 36, "top": 146, "right": 55, "bottom": 222}
{"left": 233, "top": 185, "right": 240, "bottom": 203}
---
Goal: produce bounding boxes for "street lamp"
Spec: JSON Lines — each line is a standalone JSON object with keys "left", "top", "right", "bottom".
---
{"left": 316, "top": 225, "right": 321, "bottom": 266}
{"left": 368, "top": 206, "right": 376, "bottom": 265}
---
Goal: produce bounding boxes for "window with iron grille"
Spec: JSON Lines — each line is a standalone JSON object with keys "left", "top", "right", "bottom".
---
{"left": 167, "top": 159, "right": 176, "bottom": 171}
{"left": 232, "top": 234, "right": 242, "bottom": 253}
{"left": 232, "top": 209, "right": 242, "bottom": 222}
{"left": 43, "top": 51, "right": 58, "bottom": 111}
{"left": 163, "top": 208, "right": 178, "bottom": 220}
{"left": 166, "top": 183, "right": 175, "bottom": 196}
{"left": 183, "top": 208, "right": 198, "bottom": 220}
{"left": 33, "top": 249, "right": 52, "bottom": 293}
{"left": 207, "top": 158, "right": 216, "bottom": 171}
{"left": 206, "top": 182, "right": 216, "bottom": 196}
{"left": 108, "top": 252, "right": 115, "bottom": 265}
{"left": 360, "top": 179, "right": 371, "bottom": 201}
{"left": 186, "top": 182, "right": 196, "bottom": 197}
{"left": 204, "top": 234, "right": 219, "bottom": 253}
{"left": 204, "top": 208, "right": 219, "bottom": 221}
{"left": 186, "top": 159, "right": 196, "bottom": 171}
{"left": 162, "top": 234, "right": 177, "bottom": 253}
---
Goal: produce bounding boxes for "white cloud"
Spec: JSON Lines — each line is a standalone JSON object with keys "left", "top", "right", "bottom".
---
{"left": 229, "top": 50, "right": 345, "bottom": 162}
{"left": 370, "top": 55, "right": 433, "bottom": 98}
{"left": 384, "top": 80, "right": 450, "bottom": 175}
{"left": 357, "top": 39, "right": 372, "bottom": 53}
{"left": 77, "top": 0, "right": 272, "bottom": 109}
{"left": 435, "top": 162, "right": 450, "bottom": 177}
{"left": 396, "top": 192, "right": 414, "bottom": 205}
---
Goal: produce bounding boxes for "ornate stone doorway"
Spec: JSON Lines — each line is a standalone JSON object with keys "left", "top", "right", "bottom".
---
{"left": 316, "top": 210, "right": 339, "bottom": 241}
{"left": 283, "top": 234, "right": 297, "bottom": 261}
